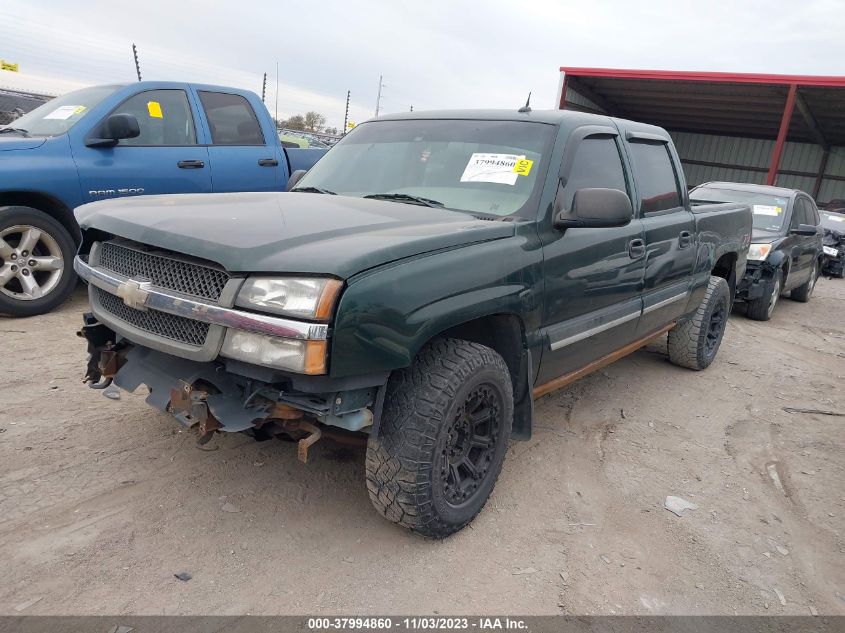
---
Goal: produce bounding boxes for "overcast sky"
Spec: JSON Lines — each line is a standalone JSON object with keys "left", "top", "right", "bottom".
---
{"left": 1, "top": 0, "right": 844, "bottom": 129}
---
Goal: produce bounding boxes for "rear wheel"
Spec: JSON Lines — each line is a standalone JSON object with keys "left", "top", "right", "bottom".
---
{"left": 790, "top": 260, "right": 818, "bottom": 302}
{"left": 667, "top": 275, "right": 731, "bottom": 370}
{"left": 746, "top": 269, "right": 782, "bottom": 321}
{"left": 0, "top": 207, "right": 77, "bottom": 317}
{"left": 365, "top": 338, "right": 513, "bottom": 538}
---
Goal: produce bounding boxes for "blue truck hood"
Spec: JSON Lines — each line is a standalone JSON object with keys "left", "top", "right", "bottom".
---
{"left": 0, "top": 136, "right": 47, "bottom": 151}
{"left": 76, "top": 192, "right": 516, "bottom": 278}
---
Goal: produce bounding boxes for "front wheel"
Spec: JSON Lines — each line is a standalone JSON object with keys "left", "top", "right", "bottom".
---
{"left": 745, "top": 269, "right": 782, "bottom": 321}
{"left": 790, "top": 260, "right": 818, "bottom": 302}
{"left": 0, "top": 206, "right": 77, "bottom": 317}
{"left": 366, "top": 338, "right": 513, "bottom": 538}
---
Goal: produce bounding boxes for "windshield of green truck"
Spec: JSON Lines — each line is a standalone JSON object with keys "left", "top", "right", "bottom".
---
{"left": 691, "top": 187, "right": 790, "bottom": 232}
{"left": 296, "top": 118, "right": 556, "bottom": 217}
{"left": 4, "top": 85, "right": 121, "bottom": 137}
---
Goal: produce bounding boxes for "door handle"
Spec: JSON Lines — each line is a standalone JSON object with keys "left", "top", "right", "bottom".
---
{"left": 177, "top": 160, "right": 205, "bottom": 169}
{"left": 629, "top": 238, "right": 645, "bottom": 259}
{"left": 258, "top": 158, "right": 279, "bottom": 167}
{"left": 679, "top": 230, "right": 693, "bottom": 248}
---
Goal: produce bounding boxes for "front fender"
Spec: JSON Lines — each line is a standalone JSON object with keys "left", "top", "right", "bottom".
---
{"left": 329, "top": 229, "right": 542, "bottom": 378}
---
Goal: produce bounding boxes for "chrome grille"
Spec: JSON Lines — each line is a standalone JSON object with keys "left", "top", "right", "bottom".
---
{"left": 99, "top": 241, "right": 230, "bottom": 302}
{"left": 96, "top": 287, "right": 209, "bottom": 347}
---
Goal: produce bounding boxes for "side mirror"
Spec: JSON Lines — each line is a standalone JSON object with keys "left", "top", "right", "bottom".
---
{"left": 554, "top": 188, "right": 633, "bottom": 230}
{"left": 790, "top": 223, "right": 818, "bottom": 236}
{"left": 285, "top": 169, "right": 307, "bottom": 192}
{"left": 85, "top": 114, "right": 140, "bottom": 147}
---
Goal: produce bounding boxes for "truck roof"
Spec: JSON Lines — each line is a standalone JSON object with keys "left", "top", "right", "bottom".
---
{"left": 371, "top": 108, "right": 657, "bottom": 129}
{"left": 694, "top": 181, "right": 801, "bottom": 198}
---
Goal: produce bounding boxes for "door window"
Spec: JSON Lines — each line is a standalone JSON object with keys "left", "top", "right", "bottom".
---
{"left": 628, "top": 141, "right": 682, "bottom": 214}
{"left": 791, "top": 199, "right": 812, "bottom": 227}
{"left": 112, "top": 89, "right": 197, "bottom": 146}
{"left": 561, "top": 136, "right": 628, "bottom": 211}
{"left": 198, "top": 91, "right": 265, "bottom": 145}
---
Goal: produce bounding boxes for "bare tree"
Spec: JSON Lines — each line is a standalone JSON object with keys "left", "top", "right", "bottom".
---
{"left": 304, "top": 111, "right": 326, "bottom": 132}
{"left": 285, "top": 115, "right": 306, "bottom": 131}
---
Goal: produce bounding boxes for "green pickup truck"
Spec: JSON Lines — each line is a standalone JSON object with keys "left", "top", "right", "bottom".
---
{"left": 75, "top": 109, "right": 752, "bottom": 537}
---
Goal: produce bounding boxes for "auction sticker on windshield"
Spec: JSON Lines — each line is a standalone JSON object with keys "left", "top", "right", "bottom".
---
{"left": 753, "top": 204, "right": 782, "bottom": 216}
{"left": 461, "top": 153, "right": 533, "bottom": 185}
{"left": 44, "top": 105, "right": 86, "bottom": 120}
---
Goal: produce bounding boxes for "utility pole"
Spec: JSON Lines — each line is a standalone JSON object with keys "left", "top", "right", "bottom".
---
{"left": 261, "top": 73, "right": 267, "bottom": 103}
{"left": 131, "top": 44, "right": 142, "bottom": 82}
{"left": 274, "top": 62, "right": 279, "bottom": 128}
{"left": 375, "top": 75, "right": 385, "bottom": 117}
{"left": 343, "top": 90, "right": 350, "bottom": 135}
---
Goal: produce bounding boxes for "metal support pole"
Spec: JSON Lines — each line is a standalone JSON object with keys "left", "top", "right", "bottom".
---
{"left": 766, "top": 83, "right": 798, "bottom": 186}
{"left": 813, "top": 149, "right": 830, "bottom": 200}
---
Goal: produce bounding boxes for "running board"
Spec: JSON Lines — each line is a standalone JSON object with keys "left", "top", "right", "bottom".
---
{"left": 532, "top": 322, "right": 675, "bottom": 399}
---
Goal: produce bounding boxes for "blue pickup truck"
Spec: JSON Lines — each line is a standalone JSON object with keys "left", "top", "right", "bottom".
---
{"left": 0, "top": 81, "right": 325, "bottom": 316}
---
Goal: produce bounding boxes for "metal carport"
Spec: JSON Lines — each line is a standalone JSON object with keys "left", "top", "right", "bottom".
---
{"left": 556, "top": 68, "right": 845, "bottom": 205}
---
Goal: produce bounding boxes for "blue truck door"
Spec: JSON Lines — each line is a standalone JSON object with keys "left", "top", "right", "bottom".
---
{"left": 537, "top": 130, "right": 646, "bottom": 384}
{"left": 194, "top": 90, "right": 281, "bottom": 192}
{"left": 73, "top": 88, "right": 211, "bottom": 204}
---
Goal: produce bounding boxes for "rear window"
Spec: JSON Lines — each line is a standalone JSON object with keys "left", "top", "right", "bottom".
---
{"left": 627, "top": 141, "right": 682, "bottom": 213}
{"left": 198, "top": 91, "right": 265, "bottom": 145}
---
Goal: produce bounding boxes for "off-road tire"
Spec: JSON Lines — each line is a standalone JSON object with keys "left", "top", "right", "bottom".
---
{"left": 0, "top": 206, "right": 77, "bottom": 317}
{"left": 790, "top": 260, "right": 818, "bottom": 303}
{"left": 667, "top": 275, "right": 730, "bottom": 371}
{"left": 745, "top": 269, "right": 783, "bottom": 321}
{"left": 366, "top": 338, "right": 513, "bottom": 538}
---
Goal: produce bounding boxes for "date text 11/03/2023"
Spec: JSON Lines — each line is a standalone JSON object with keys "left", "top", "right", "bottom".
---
{"left": 307, "top": 617, "right": 529, "bottom": 630}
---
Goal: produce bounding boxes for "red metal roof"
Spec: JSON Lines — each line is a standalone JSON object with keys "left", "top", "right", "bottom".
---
{"left": 560, "top": 67, "right": 845, "bottom": 88}
{"left": 559, "top": 68, "right": 845, "bottom": 145}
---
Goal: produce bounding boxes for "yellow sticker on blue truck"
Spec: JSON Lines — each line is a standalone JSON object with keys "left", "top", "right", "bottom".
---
{"left": 147, "top": 101, "right": 163, "bottom": 118}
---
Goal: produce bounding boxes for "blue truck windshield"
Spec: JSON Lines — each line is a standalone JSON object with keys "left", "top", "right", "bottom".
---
{"left": 5, "top": 85, "right": 121, "bottom": 137}
{"left": 296, "top": 119, "right": 555, "bottom": 218}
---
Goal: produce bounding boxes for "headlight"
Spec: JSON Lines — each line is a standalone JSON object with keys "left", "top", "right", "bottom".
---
{"left": 236, "top": 277, "right": 342, "bottom": 320}
{"left": 747, "top": 243, "right": 773, "bottom": 261}
{"left": 221, "top": 330, "right": 327, "bottom": 374}
{"left": 823, "top": 245, "right": 838, "bottom": 257}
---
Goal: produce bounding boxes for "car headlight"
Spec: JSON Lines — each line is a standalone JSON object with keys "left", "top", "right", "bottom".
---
{"left": 747, "top": 243, "right": 773, "bottom": 261}
{"left": 236, "top": 277, "right": 342, "bottom": 320}
{"left": 823, "top": 245, "right": 839, "bottom": 257}
{"left": 221, "top": 330, "right": 327, "bottom": 374}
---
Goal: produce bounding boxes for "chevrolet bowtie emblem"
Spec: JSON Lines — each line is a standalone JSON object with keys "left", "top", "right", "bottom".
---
{"left": 116, "top": 279, "right": 151, "bottom": 311}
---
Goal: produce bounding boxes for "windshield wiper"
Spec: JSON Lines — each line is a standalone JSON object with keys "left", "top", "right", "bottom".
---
{"left": 0, "top": 127, "right": 30, "bottom": 137}
{"left": 363, "top": 193, "right": 444, "bottom": 208}
{"left": 291, "top": 186, "right": 336, "bottom": 195}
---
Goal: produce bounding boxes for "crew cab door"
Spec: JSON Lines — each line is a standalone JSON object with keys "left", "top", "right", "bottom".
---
{"left": 194, "top": 90, "right": 283, "bottom": 192}
{"left": 784, "top": 196, "right": 820, "bottom": 289}
{"left": 74, "top": 88, "right": 212, "bottom": 204}
{"left": 622, "top": 131, "right": 697, "bottom": 334}
{"left": 536, "top": 128, "right": 646, "bottom": 385}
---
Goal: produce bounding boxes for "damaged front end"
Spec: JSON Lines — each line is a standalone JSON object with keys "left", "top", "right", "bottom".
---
{"left": 735, "top": 260, "right": 777, "bottom": 302}
{"left": 78, "top": 315, "right": 379, "bottom": 462}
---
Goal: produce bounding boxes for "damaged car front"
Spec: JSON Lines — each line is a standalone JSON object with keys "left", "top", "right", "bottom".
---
{"left": 71, "top": 177, "right": 520, "bottom": 460}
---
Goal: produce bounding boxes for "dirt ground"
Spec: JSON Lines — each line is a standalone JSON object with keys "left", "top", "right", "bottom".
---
{"left": 1, "top": 280, "right": 844, "bottom": 616}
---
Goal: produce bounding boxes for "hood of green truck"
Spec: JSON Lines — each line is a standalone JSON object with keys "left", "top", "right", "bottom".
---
{"left": 75, "top": 191, "right": 517, "bottom": 277}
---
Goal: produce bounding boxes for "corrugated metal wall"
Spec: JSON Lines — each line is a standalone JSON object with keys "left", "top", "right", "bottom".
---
{"left": 672, "top": 131, "right": 845, "bottom": 203}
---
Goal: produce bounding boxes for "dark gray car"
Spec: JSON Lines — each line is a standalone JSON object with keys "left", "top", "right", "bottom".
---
{"left": 690, "top": 182, "right": 823, "bottom": 321}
